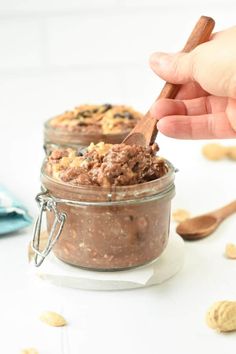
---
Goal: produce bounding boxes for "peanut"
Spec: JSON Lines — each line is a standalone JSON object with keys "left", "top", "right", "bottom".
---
{"left": 227, "top": 146, "right": 236, "bottom": 160}
{"left": 21, "top": 349, "right": 39, "bottom": 354}
{"left": 206, "top": 301, "right": 236, "bottom": 332}
{"left": 172, "top": 209, "right": 190, "bottom": 223}
{"left": 70, "top": 156, "right": 83, "bottom": 168}
{"left": 225, "top": 243, "right": 236, "bottom": 259}
{"left": 39, "top": 311, "right": 67, "bottom": 327}
{"left": 60, "top": 157, "right": 71, "bottom": 168}
{"left": 202, "top": 143, "right": 227, "bottom": 161}
{"left": 202, "top": 143, "right": 236, "bottom": 161}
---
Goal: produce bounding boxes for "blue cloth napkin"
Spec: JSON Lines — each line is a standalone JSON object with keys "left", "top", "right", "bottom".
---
{"left": 0, "top": 185, "right": 33, "bottom": 235}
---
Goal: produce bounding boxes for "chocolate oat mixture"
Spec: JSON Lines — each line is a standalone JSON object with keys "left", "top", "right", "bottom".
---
{"left": 46, "top": 142, "right": 168, "bottom": 187}
{"left": 49, "top": 104, "right": 143, "bottom": 134}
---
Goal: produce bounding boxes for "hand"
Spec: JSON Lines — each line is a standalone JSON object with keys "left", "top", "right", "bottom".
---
{"left": 149, "top": 26, "right": 236, "bottom": 139}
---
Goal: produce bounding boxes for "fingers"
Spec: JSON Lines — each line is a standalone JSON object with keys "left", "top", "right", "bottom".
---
{"left": 149, "top": 51, "right": 195, "bottom": 84}
{"left": 174, "top": 81, "right": 207, "bottom": 100}
{"left": 151, "top": 96, "right": 227, "bottom": 119}
{"left": 150, "top": 99, "right": 187, "bottom": 120}
{"left": 151, "top": 97, "right": 236, "bottom": 139}
{"left": 226, "top": 97, "right": 236, "bottom": 131}
{"left": 150, "top": 27, "right": 236, "bottom": 99}
{"left": 156, "top": 113, "right": 236, "bottom": 139}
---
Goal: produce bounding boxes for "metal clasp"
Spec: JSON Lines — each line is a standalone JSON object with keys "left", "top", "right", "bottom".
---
{"left": 31, "top": 190, "right": 66, "bottom": 267}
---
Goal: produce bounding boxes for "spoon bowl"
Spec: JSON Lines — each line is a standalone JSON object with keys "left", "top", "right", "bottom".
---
{"left": 176, "top": 200, "right": 236, "bottom": 241}
{"left": 176, "top": 215, "right": 218, "bottom": 240}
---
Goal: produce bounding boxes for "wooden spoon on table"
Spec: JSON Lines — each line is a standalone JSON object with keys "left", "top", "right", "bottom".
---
{"left": 123, "top": 15, "right": 215, "bottom": 146}
{"left": 176, "top": 200, "right": 236, "bottom": 241}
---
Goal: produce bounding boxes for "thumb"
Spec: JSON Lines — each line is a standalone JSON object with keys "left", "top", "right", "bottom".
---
{"left": 149, "top": 52, "right": 195, "bottom": 84}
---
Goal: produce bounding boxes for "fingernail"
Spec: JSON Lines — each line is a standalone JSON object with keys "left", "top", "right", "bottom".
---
{"left": 150, "top": 52, "right": 170, "bottom": 68}
{"left": 150, "top": 101, "right": 157, "bottom": 116}
{"left": 156, "top": 119, "right": 162, "bottom": 128}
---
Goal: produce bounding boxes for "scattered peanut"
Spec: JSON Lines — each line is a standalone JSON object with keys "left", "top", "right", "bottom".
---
{"left": 202, "top": 143, "right": 227, "bottom": 161}
{"left": 206, "top": 301, "right": 236, "bottom": 332}
{"left": 225, "top": 243, "right": 236, "bottom": 259}
{"left": 21, "top": 349, "right": 39, "bottom": 354}
{"left": 202, "top": 143, "right": 236, "bottom": 161}
{"left": 226, "top": 146, "right": 236, "bottom": 160}
{"left": 172, "top": 209, "right": 190, "bottom": 223}
{"left": 39, "top": 311, "right": 67, "bottom": 327}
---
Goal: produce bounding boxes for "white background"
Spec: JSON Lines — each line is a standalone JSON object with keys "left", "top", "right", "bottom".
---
{"left": 0, "top": 0, "right": 236, "bottom": 353}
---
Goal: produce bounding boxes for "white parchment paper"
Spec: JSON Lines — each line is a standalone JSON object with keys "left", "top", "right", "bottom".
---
{"left": 30, "top": 232, "right": 185, "bottom": 291}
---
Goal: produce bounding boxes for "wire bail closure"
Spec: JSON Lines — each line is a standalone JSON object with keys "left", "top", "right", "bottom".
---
{"left": 31, "top": 190, "right": 66, "bottom": 267}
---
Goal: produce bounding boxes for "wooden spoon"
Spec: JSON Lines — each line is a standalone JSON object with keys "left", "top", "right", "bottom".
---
{"left": 123, "top": 15, "right": 215, "bottom": 146}
{"left": 176, "top": 200, "right": 236, "bottom": 240}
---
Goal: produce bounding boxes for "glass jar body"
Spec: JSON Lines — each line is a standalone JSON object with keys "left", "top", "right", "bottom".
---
{"left": 44, "top": 119, "right": 129, "bottom": 154}
{"left": 41, "top": 162, "right": 175, "bottom": 271}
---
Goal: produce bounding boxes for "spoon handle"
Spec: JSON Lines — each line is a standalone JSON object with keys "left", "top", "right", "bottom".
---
{"left": 212, "top": 200, "right": 236, "bottom": 221}
{"left": 158, "top": 16, "right": 215, "bottom": 99}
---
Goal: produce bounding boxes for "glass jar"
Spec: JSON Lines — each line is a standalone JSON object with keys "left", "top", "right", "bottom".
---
{"left": 32, "top": 160, "right": 175, "bottom": 271}
{"left": 44, "top": 118, "right": 130, "bottom": 155}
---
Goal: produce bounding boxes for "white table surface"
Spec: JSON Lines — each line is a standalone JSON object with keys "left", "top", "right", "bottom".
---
{"left": 1, "top": 1, "right": 236, "bottom": 351}
{"left": 1, "top": 97, "right": 236, "bottom": 353}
